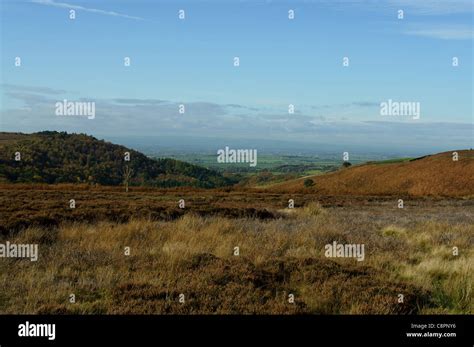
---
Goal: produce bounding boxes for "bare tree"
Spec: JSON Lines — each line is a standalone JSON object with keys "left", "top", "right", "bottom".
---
{"left": 123, "top": 165, "right": 133, "bottom": 193}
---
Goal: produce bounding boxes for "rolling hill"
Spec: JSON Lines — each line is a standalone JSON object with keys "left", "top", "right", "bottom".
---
{"left": 0, "top": 131, "right": 234, "bottom": 188}
{"left": 266, "top": 150, "right": 474, "bottom": 197}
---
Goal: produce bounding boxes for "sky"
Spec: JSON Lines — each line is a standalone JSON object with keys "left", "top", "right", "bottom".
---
{"left": 0, "top": 0, "right": 473, "bottom": 155}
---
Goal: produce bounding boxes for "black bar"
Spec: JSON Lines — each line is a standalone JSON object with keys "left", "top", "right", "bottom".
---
{"left": 0, "top": 315, "right": 472, "bottom": 346}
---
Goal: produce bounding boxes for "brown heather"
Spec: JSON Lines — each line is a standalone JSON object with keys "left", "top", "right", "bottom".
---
{"left": 267, "top": 150, "right": 474, "bottom": 197}
{"left": 0, "top": 202, "right": 472, "bottom": 314}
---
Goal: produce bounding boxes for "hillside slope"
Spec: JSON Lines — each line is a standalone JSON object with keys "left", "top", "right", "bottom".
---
{"left": 0, "top": 131, "right": 234, "bottom": 188}
{"left": 267, "top": 150, "right": 474, "bottom": 197}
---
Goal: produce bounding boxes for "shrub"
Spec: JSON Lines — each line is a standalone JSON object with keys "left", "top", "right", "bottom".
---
{"left": 303, "top": 178, "right": 314, "bottom": 187}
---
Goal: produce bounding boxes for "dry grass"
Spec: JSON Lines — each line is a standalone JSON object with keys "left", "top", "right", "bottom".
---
{"left": 0, "top": 204, "right": 471, "bottom": 314}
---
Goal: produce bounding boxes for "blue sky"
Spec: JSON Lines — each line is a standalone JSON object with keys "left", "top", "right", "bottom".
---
{"left": 0, "top": 0, "right": 472, "bottom": 154}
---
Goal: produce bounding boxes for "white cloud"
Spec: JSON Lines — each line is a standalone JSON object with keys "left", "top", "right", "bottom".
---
{"left": 404, "top": 26, "right": 474, "bottom": 40}
{"left": 1, "top": 84, "right": 472, "bottom": 153}
{"left": 1, "top": 84, "right": 68, "bottom": 95}
{"left": 304, "top": 0, "right": 473, "bottom": 15}
{"left": 388, "top": 0, "right": 474, "bottom": 15}
{"left": 31, "top": 0, "right": 145, "bottom": 21}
